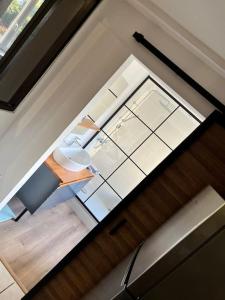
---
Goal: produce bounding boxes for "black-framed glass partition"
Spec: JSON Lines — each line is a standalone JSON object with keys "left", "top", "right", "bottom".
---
{"left": 75, "top": 76, "right": 201, "bottom": 221}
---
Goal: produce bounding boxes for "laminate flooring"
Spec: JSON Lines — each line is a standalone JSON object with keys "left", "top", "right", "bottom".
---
{"left": 0, "top": 201, "right": 89, "bottom": 291}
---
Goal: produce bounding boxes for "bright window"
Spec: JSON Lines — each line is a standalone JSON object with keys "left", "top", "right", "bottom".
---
{"left": 0, "top": 0, "right": 45, "bottom": 56}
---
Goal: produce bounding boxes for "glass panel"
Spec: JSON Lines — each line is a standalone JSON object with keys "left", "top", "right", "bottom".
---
{"left": 107, "top": 159, "right": 145, "bottom": 198}
{"left": 85, "top": 132, "right": 127, "bottom": 179}
{"left": 155, "top": 107, "right": 200, "bottom": 149}
{"left": 0, "top": 0, "right": 45, "bottom": 56}
{"left": 131, "top": 134, "right": 171, "bottom": 175}
{"left": 103, "top": 106, "right": 151, "bottom": 155}
{"left": 76, "top": 174, "right": 104, "bottom": 202}
{"left": 85, "top": 183, "right": 121, "bottom": 221}
{"left": 126, "top": 79, "right": 178, "bottom": 130}
{"left": 89, "top": 90, "right": 116, "bottom": 122}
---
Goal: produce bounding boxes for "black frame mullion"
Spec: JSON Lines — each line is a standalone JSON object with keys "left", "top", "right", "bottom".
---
{"left": 82, "top": 179, "right": 123, "bottom": 222}
{"left": 80, "top": 76, "right": 201, "bottom": 221}
{"left": 85, "top": 75, "right": 201, "bottom": 149}
{"left": 101, "top": 129, "right": 147, "bottom": 175}
{"left": 124, "top": 102, "right": 179, "bottom": 134}
{"left": 83, "top": 166, "right": 125, "bottom": 204}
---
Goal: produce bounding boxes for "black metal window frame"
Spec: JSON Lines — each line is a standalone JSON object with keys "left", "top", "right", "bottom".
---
{"left": 0, "top": 0, "right": 101, "bottom": 111}
{"left": 74, "top": 75, "right": 201, "bottom": 223}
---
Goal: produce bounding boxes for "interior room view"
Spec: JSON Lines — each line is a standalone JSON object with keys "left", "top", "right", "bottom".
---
{"left": 0, "top": 55, "right": 203, "bottom": 291}
{"left": 0, "top": 0, "right": 225, "bottom": 300}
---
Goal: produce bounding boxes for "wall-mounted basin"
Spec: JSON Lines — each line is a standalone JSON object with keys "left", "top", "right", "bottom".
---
{"left": 53, "top": 147, "right": 91, "bottom": 172}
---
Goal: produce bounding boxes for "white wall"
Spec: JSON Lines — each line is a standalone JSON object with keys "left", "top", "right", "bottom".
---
{"left": 0, "top": 0, "right": 224, "bottom": 209}
{"left": 149, "top": 0, "right": 225, "bottom": 62}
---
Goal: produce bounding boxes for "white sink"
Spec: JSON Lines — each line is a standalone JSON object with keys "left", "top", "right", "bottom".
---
{"left": 53, "top": 147, "right": 91, "bottom": 172}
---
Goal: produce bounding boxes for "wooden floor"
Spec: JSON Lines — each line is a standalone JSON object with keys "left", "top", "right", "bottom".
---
{"left": 0, "top": 202, "right": 89, "bottom": 291}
